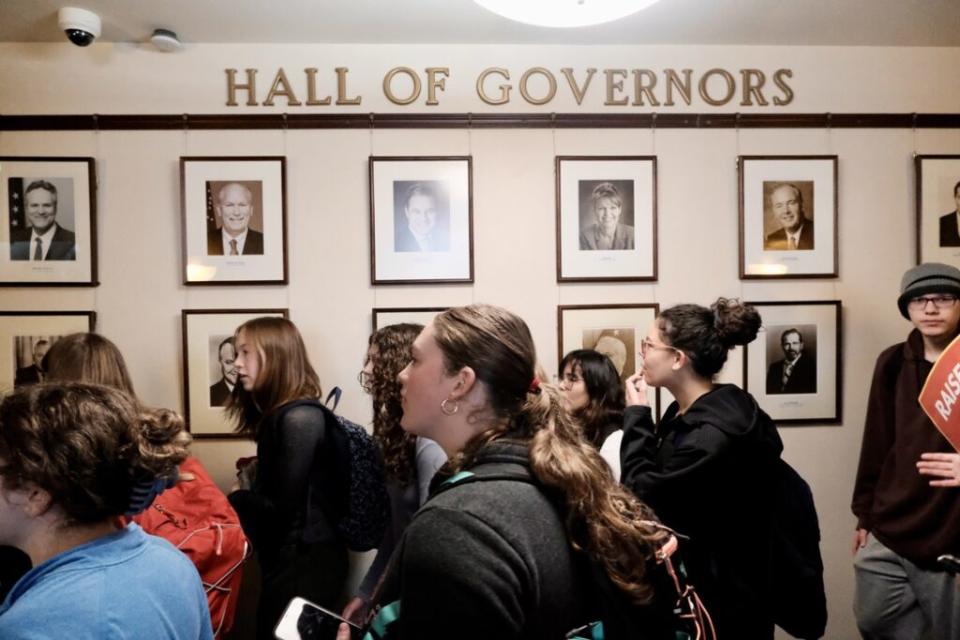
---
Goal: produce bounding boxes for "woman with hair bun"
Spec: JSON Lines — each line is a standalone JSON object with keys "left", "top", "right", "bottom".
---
{"left": 558, "top": 349, "right": 625, "bottom": 480}
{"left": 621, "top": 298, "right": 784, "bottom": 639}
{"left": 342, "top": 304, "right": 674, "bottom": 640}
{"left": 0, "top": 383, "right": 212, "bottom": 639}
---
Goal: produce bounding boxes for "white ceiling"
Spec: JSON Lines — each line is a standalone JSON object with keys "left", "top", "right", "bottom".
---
{"left": 1, "top": 0, "right": 958, "bottom": 46}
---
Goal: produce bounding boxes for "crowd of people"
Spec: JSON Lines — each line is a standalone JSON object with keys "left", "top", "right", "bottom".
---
{"left": 2, "top": 262, "right": 960, "bottom": 639}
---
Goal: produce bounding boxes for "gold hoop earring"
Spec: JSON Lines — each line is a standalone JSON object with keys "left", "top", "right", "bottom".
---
{"left": 440, "top": 398, "right": 459, "bottom": 416}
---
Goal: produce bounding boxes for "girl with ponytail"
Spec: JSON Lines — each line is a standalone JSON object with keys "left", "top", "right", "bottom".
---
{"left": 620, "top": 298, "right": 784, "bottom": 639}
{"left": 347, "top": 304, "right": 672, "bottom": 639}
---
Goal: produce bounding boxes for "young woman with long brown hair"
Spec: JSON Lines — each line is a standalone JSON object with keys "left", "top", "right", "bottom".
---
{"left": 344, "top": 304, "right": 672, "bottom": 639}
{"left": 226, "top": 317, "right": 347, "bottom": 639}
{"left": 621, "top": 298, "right": 784, "bottom": 639}
{"left": 342, "top": 324, "right": 446, "bottom": 622}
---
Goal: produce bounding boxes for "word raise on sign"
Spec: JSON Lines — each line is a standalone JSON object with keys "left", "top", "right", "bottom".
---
{"left": 919, "top": 335, "right": 960, "bottom": 452}
{"left": 224, "top": 66, "right": 795, "bottom": 109}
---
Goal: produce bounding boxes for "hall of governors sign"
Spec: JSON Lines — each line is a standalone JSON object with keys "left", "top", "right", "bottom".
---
{"left": 223, "top": 66, "right": 795, "bottom": 108}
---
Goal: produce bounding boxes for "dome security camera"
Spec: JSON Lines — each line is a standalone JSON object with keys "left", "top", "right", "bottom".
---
{"left": 58, "top": 7, "right": 101, "bottom": 47}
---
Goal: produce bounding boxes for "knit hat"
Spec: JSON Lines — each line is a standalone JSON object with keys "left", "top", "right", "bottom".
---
{"left": 897, "top": 262, "right": 960, "bottom": 318}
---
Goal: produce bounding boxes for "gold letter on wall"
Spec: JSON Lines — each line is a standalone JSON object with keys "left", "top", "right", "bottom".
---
{"left": 476, "top": 68, "right": 511, "bottom": 105}
{"left": 604, "top": 69, "right": 629, "bottom": 106}
{"left": 226, "top": 68, "right": 258, "bottom": 107}
{"left": 425, "top": 68, "right": 449, "bottom": 106}
{"left": 664, "top": 68, "right": 693, "bottom": 106}
{"left": 561, "top": 68, "right": 596, "bottom": 106}
{"left": 263, "top": 68, "right": 302, "bottom": 107}
{"left": 697, "top": 68, "right": 736, "bottom": 106}
{"left": 383, "top": 67, "right": 422, "bottom": 105}
{"left": 304, "top": 68, "right": 332, "bottom": 106}
{"left": 335, "top": 67, "right": 362, "bottom": 105}
{"left": 772, "top": 69, "right": 795, "bottom": 106}
{"left": 519, "top": 67, "right": 558, "bottom": 105}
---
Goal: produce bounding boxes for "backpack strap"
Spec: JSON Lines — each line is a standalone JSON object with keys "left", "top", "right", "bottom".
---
{"left": 324, "top": 386, "right": 343, "bottom": 412}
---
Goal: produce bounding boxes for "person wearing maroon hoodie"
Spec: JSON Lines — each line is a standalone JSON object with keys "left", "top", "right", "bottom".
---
{"left": 852, "top": 262, "right": 960, "bottom": 640}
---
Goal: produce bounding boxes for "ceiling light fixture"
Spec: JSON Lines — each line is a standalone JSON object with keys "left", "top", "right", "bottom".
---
{"left": 473, "top": 0, "right": 662, "bottom": 28}
{"left": 150, "top": 28, "right": 181, "bottom": 52}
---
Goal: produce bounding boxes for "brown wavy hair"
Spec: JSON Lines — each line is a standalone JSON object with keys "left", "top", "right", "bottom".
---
{"left": 0, "top": 383, "right": 189, "bottom": 525}
{"left": 366, "top": 323, "right": 422, "bottom": 485}
{"left": 44, "top": 332, "right": 136, "bottom": 394}
{"left": 228, "top": 317, "right": 322, "bottom": 439}
{"left": 658, "top": 297, "right": 762, "bottom": 378}
{"left": 433, "top": 304, "right": 669, "bottom": 604}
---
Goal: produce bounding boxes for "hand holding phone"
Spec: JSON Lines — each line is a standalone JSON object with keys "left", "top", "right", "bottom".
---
{"left": 275, "top": 597, "right": 363, "bottom": 640}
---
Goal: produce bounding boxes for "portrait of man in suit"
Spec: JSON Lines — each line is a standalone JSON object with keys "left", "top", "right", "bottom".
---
{"left": 9, "top": 180, "right": 76, "bottom": 261}
{"left": 766, "top": 327, "right": 817, "bottom": 395}
{"left": 393, "top": 181, "right": 450, "bottom": 253}
{"left": 206, "top": 181, "right": 264, "bottom": 256}
{"left": 938, "top": 180, "right": 960, "bottom": 247}
{"left": 14, "top": 338, "right": 51, "bottom": 386}
{"left": 209, "top": 336, "right": 237, "bottom": 407}
{"left": 763, "top": 182, "right": 814, "bottom": 251}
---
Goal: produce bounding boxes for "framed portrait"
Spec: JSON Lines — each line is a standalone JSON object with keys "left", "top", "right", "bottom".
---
{"left": 181, "top": 309, "right": 287, "bottom": 437}
{"left": 372, "top": 307, "right": 447, "bottom": 332}
{"left": 743, "top": 300, "right": 842, "bottom": 425}
{"left": 557, "top": 303, "right": 661, "bottom": 419}
{"left": 0, "top": 311, "right": 96, "bottom": 392}
{"left": 0, "top": 157, "right": 97, "bottom": 286}
{"left": 739, "top": 155, "right": 838, "bottom": 279}
{"left": 369, "top": 156, "right": 473, "bottom": 284}
{"left": 556, "top": 156, "right": 657, "bottom": 282}
{"left": 180, "top": 156, "right": 288, "bottom": 285}
{"left": 916, "top": 155, "right": 960, "bottom": 265}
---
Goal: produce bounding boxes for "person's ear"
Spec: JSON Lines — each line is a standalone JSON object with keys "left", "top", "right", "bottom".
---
{"left": 447, "top": 366, "right": 477, "bottom": 401}
{"left": 671, "top": 350, "right": 686, "bottom": 371}
{"left": 6, "top": 482, "right": 53, "bottom": 518}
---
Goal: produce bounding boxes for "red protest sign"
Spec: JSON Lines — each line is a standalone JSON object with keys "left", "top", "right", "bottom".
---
{"left": 919, "top": 333, "right": 960, "bottom": 453}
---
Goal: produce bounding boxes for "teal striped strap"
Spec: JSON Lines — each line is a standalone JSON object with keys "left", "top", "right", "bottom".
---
{"left": 364, "top": 601, "right": 401, "bottom": 640}
{"left": 441, "top": 470, "right": 475, "bottom": 486}
{"left": 566, "top": 620, "right": 604, "bottom": 640}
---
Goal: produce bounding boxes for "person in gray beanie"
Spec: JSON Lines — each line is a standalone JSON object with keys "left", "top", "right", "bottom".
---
{"left": 852, "top": 262, "right": 960, "bottom": 639}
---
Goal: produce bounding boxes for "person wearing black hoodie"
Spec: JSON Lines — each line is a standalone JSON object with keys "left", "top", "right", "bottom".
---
{"left": 620, "top": 298, "right": 784, "bottom": 639}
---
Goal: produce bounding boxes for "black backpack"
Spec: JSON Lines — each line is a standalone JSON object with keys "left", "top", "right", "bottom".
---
{"left": 770, "top": 458, "right": 828, "bottom": 639}
{"left": 297, "top": 391, "right": 389, "bottom": 552}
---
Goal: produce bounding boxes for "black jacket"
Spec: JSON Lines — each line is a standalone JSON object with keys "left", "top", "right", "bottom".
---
{"left": 620, "top": 384, "right": 784, "bottom": 638}
{"left": 373, "top": 442, "right": 592, "bottom": 639}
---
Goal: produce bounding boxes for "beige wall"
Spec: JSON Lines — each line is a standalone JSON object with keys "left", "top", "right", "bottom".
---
{"left": 2, "top": 42, "right": 960, "bottom": 638}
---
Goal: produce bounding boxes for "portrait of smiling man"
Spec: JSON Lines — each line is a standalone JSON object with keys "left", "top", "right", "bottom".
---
{"left": 394, "top": 181, "right": 450, "bottom": 253}
{"left": 763, "top": 181, "right": 815, "bottom": 251}
{"left": 10, "top": 180, "right": 76, "bottom": 261}
{"left": 206, "top": 181, "right": 264, "bottom": 256}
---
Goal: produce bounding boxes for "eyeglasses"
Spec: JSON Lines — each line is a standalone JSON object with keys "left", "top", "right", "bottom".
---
{"left": 640, "top": 338, "right": 679, "bottom": 356}
{"left": 357, "top": 370, "right": 372, "bottom": 392}
{"left": 908, "top": 295, "right": 959, "bottom": 310}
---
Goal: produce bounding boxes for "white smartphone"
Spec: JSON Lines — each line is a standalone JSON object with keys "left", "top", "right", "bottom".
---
{"left": 275, "top": 596, "right": 364, "bottom": 640}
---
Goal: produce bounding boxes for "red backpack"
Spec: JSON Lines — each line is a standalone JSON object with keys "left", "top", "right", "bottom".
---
{"left": 129, "top": 456, "right": 251, "bottom": 638}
